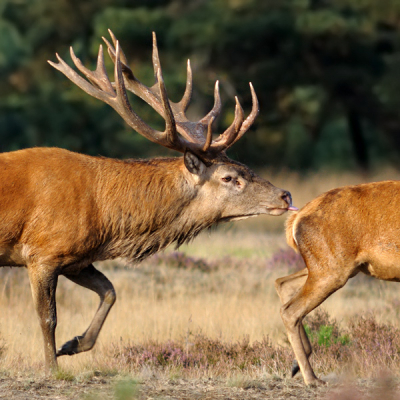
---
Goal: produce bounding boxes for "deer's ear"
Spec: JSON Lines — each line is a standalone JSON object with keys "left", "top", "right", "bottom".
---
{"left": 184, "top": 150, "right": 206, "bottom": 175}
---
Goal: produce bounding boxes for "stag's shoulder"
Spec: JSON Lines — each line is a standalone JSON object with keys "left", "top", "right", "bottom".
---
{"left": 0, "top": 147, "right": 106, "bottom": 186}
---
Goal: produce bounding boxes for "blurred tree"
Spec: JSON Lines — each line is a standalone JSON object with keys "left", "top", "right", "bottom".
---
{"left": 0, "top": 0, "right": 399, "bottom": 171}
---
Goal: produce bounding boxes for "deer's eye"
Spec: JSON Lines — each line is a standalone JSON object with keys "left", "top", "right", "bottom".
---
{"left": 222, "top": 176, "right": 232, "bottom": 182}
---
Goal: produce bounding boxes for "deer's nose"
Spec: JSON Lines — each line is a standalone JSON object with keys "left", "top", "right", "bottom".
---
{"left": 281, "top": 190, "right": 292, "bottom": 207}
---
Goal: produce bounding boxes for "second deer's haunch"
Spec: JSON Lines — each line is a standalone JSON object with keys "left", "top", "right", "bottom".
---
{"left": 0, "top": 31, "right": 295, "bottom": 370}
{"left": 276, "top": 180, "right": 400, "bottom": 385}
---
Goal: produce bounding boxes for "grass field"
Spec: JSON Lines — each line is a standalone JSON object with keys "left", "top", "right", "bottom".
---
{"left": 1, "top": 168, "right": 400, "bottom": 399}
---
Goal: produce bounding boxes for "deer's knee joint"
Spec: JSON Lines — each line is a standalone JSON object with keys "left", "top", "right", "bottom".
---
{"left": 275, "top": 277, "right": 287, "bottom": 303}
{"left": 274, "top": 277, "right": 284, "bottom": 292}
{"left": 104, "top": 288, "right": 116, "bottom": 305}
{"left": 280, "top": 305, "right": 290, "bottom": 323}
{"left": 280, "top": 305, "right": 301, "bottom": 329}
{"left": 40, "top": 314, "right": 57, "bottom": 332}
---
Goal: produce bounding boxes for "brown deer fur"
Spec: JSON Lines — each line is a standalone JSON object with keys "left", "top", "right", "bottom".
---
{"left": 13, "top": 31, "right": 295, "bottom": 371}
{"left": 275, "top": 180, "right": 400, "bottom": 385}
{"left": 3, "top": 147, "right": 292, "bottom": 370}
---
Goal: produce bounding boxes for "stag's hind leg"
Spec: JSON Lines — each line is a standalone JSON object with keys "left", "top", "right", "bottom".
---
{"left": 275, "top": 268, "right": 310, "bottom": 377}
{"left": 57, "top": 264, "right": 116, "bottom": 357}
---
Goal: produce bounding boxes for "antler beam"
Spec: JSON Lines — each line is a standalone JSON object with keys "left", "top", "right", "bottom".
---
{"left": 49, "top": 31, "right": 259, "bottom": 157}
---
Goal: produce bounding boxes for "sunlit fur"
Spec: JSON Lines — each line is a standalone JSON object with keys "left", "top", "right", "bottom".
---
{"left": 277, "top": 180, "right": 400, "bottom": 385}
{"left": 0, "top": 146, "right": 290, "bottom": 370}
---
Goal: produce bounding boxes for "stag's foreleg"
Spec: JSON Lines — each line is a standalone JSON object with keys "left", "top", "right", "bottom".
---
{"left": 27, "top": 265, "right": 59, "bottom": 370}
{"left": 275, "top": 268, "right": 309, "bottom": 378}
{"left": 57, "top": 264, "right": 116, "bottom": 357}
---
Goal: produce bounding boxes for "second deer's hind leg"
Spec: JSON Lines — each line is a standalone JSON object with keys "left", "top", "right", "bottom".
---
{"left": 275, "top": 268, "right": 310, "bottom": 377}
{"left": 57, "top": 264, "right": 116, "bottom": 357}
{"left": 280, "top": 269, "right": 350, "bottom": 385}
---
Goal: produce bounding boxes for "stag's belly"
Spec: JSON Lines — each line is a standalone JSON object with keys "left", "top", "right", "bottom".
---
{"left": 0, "top": 240, "right": 102, "bottom": 272}
{"left": 0, "top": 245, "right": 26, "bottom": 267}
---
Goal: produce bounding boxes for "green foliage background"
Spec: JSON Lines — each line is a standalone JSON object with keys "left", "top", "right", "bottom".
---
{"left": 1, "top": 0, "right": 400, "bottom": 171}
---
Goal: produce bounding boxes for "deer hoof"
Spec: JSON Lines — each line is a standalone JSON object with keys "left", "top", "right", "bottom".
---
{"left": 307, "top": 378, "right": 327, "bottom": 387}
{"left": 291, "top": 360, "right": 300, "bottom": 377}
{"left": 56, "top": 335, "right": 84, "bottom": 356}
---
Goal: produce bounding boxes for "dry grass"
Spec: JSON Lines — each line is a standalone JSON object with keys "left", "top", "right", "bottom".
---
{"left": 3, "top": 232, "right": 400, "bottom": 377}
{"left": 0, "top": 234, "right": 289, "bottom": 375}
{"left": 0, "top": 168, "right": 400, "bottom": 398}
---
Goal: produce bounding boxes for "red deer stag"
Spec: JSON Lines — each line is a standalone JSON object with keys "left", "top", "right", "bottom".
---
{"left": 0, "top": 31, "right": 295, "bottom": 370}
{"left": 275, "top": 180, "right": 400, "bottom": 385}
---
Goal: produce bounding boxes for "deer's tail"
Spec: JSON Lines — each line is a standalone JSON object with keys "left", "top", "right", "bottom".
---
{"left": 285, "top": 212, "right": 299, "bottom": 252}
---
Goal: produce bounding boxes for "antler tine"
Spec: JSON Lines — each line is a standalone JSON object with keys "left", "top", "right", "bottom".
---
{"left": 178, "top": 59, "right": 193, "bottom": 112}
{"left": 227, "top": 82, "right": 259, "bottom": 148}
{"left": 103, "top": 35, "right": 136, "bottom": 82}
{"left": 94, "top": 46, "right": 115, "bottom": 92}
{"left": 202, "top": 116, "right": 214, "bottom": 152}
{"left": 110, "top": 39, "right": 183, "bottom": 150}
{"left": 152, "top": 32, "right": 162, "bottom": 83}
{"left": 208, "top": 97, "right": 244, "bottom": 153}
{"left": 113, "top": 41, "right": 135, "bottom": 113}
{"left": 199, "top": 81, "right": 222, "bottom": 127}
{"left": 233, "top": 97, "right": 245, "bottom": 130}
{"left": 156, "top": 67, "right": 178, "bottom": 146}
{"left": 70, "top": 45, "right": 114, "bottom": 94}
{"left": 113, "top": 41, "right": 183, "bottom": 149}
{"left": 48, "top": 50, "right": 113, "bottom": 104}
{"left": 103, "top": 32, "right": 171, "bottom": 122}
{"left": 107, "top": 29, "right": 129, "bottom": 67}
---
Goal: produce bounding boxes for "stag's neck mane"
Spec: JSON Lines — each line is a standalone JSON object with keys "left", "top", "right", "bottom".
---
{"left": 96, "top": 157, "right": 217, "bottom": 262}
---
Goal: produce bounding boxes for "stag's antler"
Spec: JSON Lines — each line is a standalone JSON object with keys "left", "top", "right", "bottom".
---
{"left": 48, "top": 31, "right": 259, "bottom": 157}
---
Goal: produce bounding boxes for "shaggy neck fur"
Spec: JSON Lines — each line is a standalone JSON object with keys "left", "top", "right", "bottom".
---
{"left": 95, "top": 157, "right": 219, "bottom": 262}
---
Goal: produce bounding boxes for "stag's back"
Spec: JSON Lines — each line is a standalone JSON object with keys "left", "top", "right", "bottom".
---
{"left": 0, "top": 148, "right": 104, "bottom": 264}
